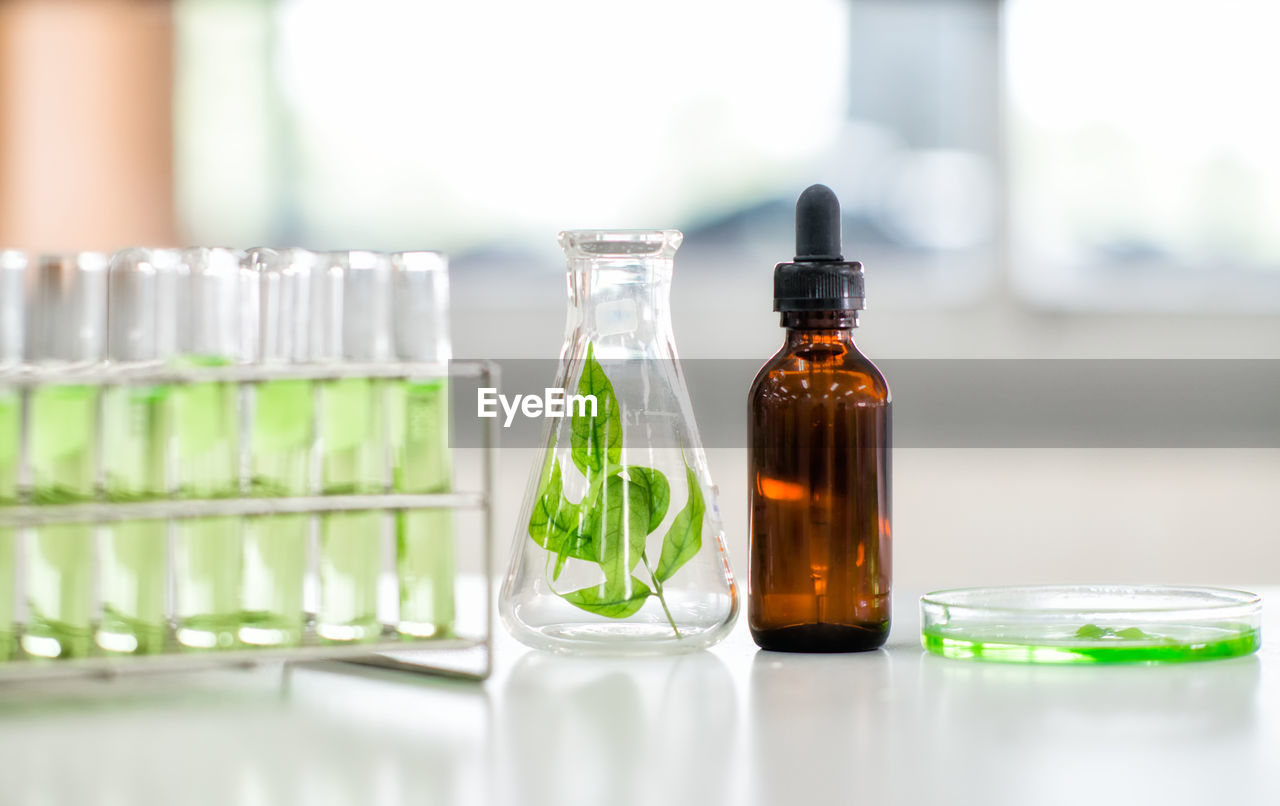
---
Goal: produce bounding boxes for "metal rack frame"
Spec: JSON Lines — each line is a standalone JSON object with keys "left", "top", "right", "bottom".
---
{"left": 0, "top": 359, "right": 497, "bottom": 682}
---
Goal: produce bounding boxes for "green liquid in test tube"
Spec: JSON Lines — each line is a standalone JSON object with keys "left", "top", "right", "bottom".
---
{"left": 173, "top": 358, "right": 241, "bottom": 649}
{"left": 172, "top": 248, "right": 246, "bottom": 650}
{"left": 315, "top": 251, "right": 390, "bottom": 643}
{"left": 22, "top": 252, "right": 108, "bottom": 660}
{"left": 0, "top": 388, "right": 19, "bottom": 660}
{"left": 390, "top": 251, "right": 455, "bottom": 639}
{"left": 241, "top": 248, "right": 314, "bottom": 647}
{"left": 27, "top": 385, "right": 98, "bottom": 659}
{"left": 319, "top": 377, "right": 385, "bottom": 641}
{"left": 0, "top": 250, "right": 23, "bottom": 661}
{"left": 100, "top": 384, "right": 169, "bottom": 653}
{"left": 99, "top": 249, "right": 178, "bottom": 655}
{"left": 242, "top": 379, "right": 310, "bottom": 645}
{"left": 391, "top": 379, "right": 454, "bottom": 638}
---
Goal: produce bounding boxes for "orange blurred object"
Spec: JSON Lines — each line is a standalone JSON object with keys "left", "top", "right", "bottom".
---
{"left": 0, "top": 0, "right": 177, "bottom": 252}
{"left": 756, "top": 475, "right": 806, "bottom": 502}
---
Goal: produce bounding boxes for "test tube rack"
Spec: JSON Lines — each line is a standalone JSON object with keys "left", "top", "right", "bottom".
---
{"left": 0, "top": 359, "right": 497, "bottom": 682}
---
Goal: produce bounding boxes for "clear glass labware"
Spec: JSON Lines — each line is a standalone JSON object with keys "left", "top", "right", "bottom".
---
{"left": 315, "top": 250, "right": 391, "bottom": 642}
{"left": 0, "top": 250, "right": 25, "bottom": 661}
{"left": 242, "top": 247, "right": 315, "bottom": 647}
{"left": 23, "top": 252, "right": 109, "bottom": 659}
{"left": 101, "top": 247, "right": 180, "bottom": 654}
{"left": 500, "top": 230, "right": 738, "bottom": 654}
{"left": 388, "top": 251, "right": 454, "bottom": 639}
{"left": 172, "top": 247, "right": 249, "bottom": 649}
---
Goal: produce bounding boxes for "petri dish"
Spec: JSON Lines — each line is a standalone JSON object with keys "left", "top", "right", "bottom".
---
{"left": 920, "top": 585, "right": 1261, "bottom": 664}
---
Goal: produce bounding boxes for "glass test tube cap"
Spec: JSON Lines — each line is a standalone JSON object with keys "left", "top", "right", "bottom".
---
{"left": 313, "top": 251, "right": 392, "bottom": 362}
{"left": 23, "top": 252, "right": 109, "bottom": 364}
{"left": 0, "top": 250, "right": 26, "bottom": 365}
{"left": 390, "top": 251, "right": 450, "bottom": 363}
{"left": 250, "top": 248, "right": 316, "bottom": 364}
{"left": 107, "top": 248, "right": 182, "bottom": 363}
{"left": 178, "top": 247, "right": 252, "bottom": 362}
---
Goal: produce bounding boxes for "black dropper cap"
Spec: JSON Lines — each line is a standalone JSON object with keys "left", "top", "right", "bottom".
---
{"left": 773, "top": 184, "right": 864, "bottom": 312}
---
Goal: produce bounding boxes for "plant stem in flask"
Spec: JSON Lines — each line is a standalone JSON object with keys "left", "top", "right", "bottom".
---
{"left": 391, "top": 378, "right": 455, "bottom": 638}
{"left": 242, "top": 379, "right": 311, "bottom": 646}
{"left": 25, "top": 384, "right": 97, "bottom": 659}
{"left": 318, "top": 377, "right": 385, "bottom": 642}
{"left": 99, "top": 384, "right": 169, "bottom": 654}
{"left": 172, "top": 361, "right": 241, "bottom": 650}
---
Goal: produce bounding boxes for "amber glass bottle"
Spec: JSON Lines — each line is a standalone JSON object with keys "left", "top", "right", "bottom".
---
{"left": 748, "top": 185, "right": 891, "bottom": 652}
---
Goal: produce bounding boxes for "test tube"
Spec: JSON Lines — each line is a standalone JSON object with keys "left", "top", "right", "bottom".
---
{"left": 0, "top": 250, "right": 25, "bottom": 660}
{"left": 241, "top": 247, "right": 314, "bottom": 646}
{"left": 316, "top": 250, "right": 390, "bottom": 642}
{"left": 23, "top": 252, "right": 108, "bottom": 659}
{"left": 389, "top": 252, "right": 455, "bottom": 638}
{"left": 100, "top": 248, "right": 179, "bottom": 654}
{"left": 172, "top": 247, "right": 249, "bottom": 649}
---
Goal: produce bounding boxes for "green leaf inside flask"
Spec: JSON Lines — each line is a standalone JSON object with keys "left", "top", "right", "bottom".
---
{"left": 656, "top": 464, "right": 704, "bottom": 583}
{"left": 562, "top": 577, "right": 653, "bottom": 618}
{"left": 570, "top": 343, "right": 622, "bottom": 478}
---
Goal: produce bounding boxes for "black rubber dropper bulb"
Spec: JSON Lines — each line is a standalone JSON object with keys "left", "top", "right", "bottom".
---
{"left": 795, "top": 183, "right": 843, "bottom": 261}
{"left": 772, "top": 184, "right": 864, "bottom": 313}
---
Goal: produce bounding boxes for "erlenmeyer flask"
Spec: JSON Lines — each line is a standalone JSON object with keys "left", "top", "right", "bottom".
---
{"left": 500, "top": 230, "right": 738, "bottom": 653}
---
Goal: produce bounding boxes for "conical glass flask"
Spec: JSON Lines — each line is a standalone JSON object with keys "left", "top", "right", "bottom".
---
{"left": 500, "top": 230, "right": 738, "bottom": 653}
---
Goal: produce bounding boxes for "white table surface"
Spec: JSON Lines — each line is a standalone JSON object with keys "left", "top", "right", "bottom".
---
{"left": 1, "top": 588, "right": 1275, "bottom": 806}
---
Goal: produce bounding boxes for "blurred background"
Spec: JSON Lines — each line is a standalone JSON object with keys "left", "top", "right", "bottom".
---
{"left": 1, "top": 0, "right": 1277, "bottom": 588}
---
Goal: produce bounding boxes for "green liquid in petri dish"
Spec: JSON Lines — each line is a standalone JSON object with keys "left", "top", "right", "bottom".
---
{"left": 25, "top": 385, "right": 97, "bottom": 659}
{"left": 171, "top": 358, "right": 241, "bottom": 650}
{"left": 241, "top": 379, "right": 312, "bottom": 647}
{"left": 99, "top": 385, "right": 170, "bottom": 654}
{"left": 390, "top": 379, "right": 455, "bottom": 639}
{"left": 921, "top": 622, "right": 1261, "bottom": 664}
{"left": 318, "top": 377, "right": 386, "bottom": 642}
{"left": 0, "top": 390, "right": 18, "bottom": 661}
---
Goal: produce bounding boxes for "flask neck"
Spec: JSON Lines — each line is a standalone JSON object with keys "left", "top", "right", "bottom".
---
{"left": 782, "top": 310, "right": 859, "bottom": 348}
{"left": 559, "top": 230, "right": 682, "bottom": 357}
{"left": 566, "top": 259, "right": 674, "bottom": 351}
